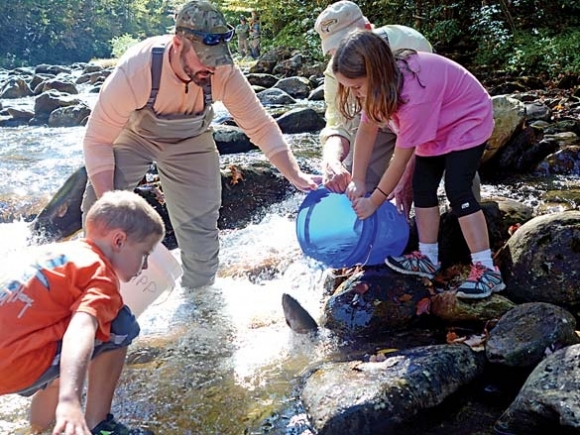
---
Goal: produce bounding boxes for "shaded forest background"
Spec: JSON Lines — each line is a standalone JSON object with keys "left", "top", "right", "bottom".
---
{"left": 1, "top": 0, "right": 580, "bottom": 84}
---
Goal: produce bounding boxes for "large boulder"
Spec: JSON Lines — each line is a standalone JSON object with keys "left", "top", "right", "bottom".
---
{"left": 482, "top": 95, "right": 526, "bottom": 163}
{"left": 497, "top": 211, "right": 580, "bottom": 312}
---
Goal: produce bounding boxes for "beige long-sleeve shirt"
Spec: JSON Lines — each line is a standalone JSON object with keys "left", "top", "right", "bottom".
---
{"left": 84, "top": 35, "right": 288, "bottom": 179}
{"left": 319, "top": 25, "right": 433, "bottom": 146}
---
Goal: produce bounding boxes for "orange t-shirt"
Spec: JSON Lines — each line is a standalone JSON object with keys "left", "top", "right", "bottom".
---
{"left": 0, "top": 239, "right": 122, "bottom": 394}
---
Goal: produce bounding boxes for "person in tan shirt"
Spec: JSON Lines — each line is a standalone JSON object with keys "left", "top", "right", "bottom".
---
{"left": 82, "top": 0, "right": 318, "bottom": 290}
{"left": 315, "top": 1, "right": 480, "bottom": 219}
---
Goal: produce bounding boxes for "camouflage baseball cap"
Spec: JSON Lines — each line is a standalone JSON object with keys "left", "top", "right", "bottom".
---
{"left": 175, "top": 0, "right": 234, "bottom": 67}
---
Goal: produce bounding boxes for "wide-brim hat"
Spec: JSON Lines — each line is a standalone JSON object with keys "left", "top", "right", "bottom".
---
{"left": 175, "top": 0, "right": 234, "bottom": 67}
{"left": 314, "top": 0, "right": 368, "bottom": 55}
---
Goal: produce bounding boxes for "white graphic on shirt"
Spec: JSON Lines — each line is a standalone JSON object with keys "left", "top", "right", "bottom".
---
{"left": 0, "top": 253, "right": 68, "bottom": 318}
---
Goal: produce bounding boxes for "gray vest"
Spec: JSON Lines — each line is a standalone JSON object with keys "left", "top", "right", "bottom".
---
{"left": 127, "top": 45, "right": 214, "bottom": 144}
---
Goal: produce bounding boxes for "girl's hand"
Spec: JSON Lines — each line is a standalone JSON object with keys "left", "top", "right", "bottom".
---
{"left": 346, "top": 179, "right": 365, "bottom": 201}
{"left": 352, "top": 197, "right": 378, "bottom": 219}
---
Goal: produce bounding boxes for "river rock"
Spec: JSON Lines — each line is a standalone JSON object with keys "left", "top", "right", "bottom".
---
{"left": 0, "top": 77, "right": 33, "bottom": 99}
{"left": 34, "top": 89, "right": 83, "bottom": 118}
{"left": 274, "top": 76, "right": 311, "bottom": 99}
{"left": 435, "top": 198, "right": 532, "bottom": 269}
{"left": 430, "top": 291, "right": 516, "bottom": 323}
{"left": 486, "top": 302, "right": 579, "bottom": 368}
{"left": 483, "top": 95, "right": 526, "bottom": 163}
{"left": 256, "top": 87, "right": 296, "bottom": 105}
{"left": 322, "top": 268, "right": 432, "bottom": 337}
{"left": 246, "top": 72, "right": 278, "bottom": 88}
{"left": 48, "top": 103, "right": 91, "bottom": 127}
{"left": 33, "top": 78, "right": 79, "bottom": 95}
{"left": 497, "top": 211, "right": 580, "bottom": 312}
{"left": 301, "top": 344, "right": 485, "bottom": 435}
{"left": 276, "top": 107, "right": 325, "bottom": 134}
{"left": 536, "top": 144, "right": 580, "bottom": 176}
{"left": 494, "top": 344, "right": 580, "bottom": 434}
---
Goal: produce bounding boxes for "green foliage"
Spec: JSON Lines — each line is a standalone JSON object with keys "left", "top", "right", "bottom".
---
{"left": 504, "top": 29, "right": 580, "bottom": 79}
{"left": 0, "top": 0, "right": 175, "bottom": 68}
{"left": 111, "top": 34, "right": 141, "bottom": 59}
{"left": 0, "top": 0, "right": 579, "bottom": 85}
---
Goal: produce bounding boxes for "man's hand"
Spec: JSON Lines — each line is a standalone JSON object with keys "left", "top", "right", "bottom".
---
{"left": 388, "top": 181, "right": 413, "bottom": 220}
{"left": 323, "top": 160, "right": 352, "bottom": 193}
{"left": 290, "top": 171, "right": 322, "bottom": 192}
{"left": 387, "top": 153, "right": 415, "bottom": 219}
{"left": 352, "top": 197, "right": 378, "bottom": 219}
{"left": 346, "top": 179, "right": 366, "bottom": 201}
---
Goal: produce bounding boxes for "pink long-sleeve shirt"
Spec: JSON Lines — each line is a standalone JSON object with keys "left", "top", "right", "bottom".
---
{"left": 83, "top": 35, "right": 289, "bottom": 179}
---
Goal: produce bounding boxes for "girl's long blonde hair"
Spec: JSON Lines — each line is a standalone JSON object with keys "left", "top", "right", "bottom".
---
{"left": 331, "top": 29, "right": 405, "bottom": 125}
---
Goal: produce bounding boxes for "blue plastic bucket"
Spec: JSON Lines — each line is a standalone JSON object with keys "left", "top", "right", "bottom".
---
{"left": 296, "top": 187, "right": 409, "bottom": 268}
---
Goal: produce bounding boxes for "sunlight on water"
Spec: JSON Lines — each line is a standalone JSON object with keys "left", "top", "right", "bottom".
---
{"left": 0, "top": 221, "right": 34, "bottom": 255}
{"left": 0, "top": 127, "right": 85, "bottom": 198}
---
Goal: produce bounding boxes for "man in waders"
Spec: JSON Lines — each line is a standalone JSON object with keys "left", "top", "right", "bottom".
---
{"left": 82, "top": 0, "right": 318, "bottom": 290}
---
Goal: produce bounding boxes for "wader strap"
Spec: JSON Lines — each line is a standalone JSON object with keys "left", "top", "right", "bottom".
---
{"left": 146, "top": 46, "right": 165, "bottom": 108}
{"left": 146, "top": 45, "right": 213, "bottom": 110}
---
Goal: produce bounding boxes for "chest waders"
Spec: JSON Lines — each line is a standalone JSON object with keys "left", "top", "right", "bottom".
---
{"left": 83, "top": 45, "right": 223, "bottom": 289}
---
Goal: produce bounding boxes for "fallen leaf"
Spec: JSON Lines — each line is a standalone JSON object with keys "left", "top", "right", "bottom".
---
{"left": 446, "top": 330, "right": 460, "bottom": 343}
{"left": 398, "top": 293, "right": 413, "bottom": 302}
{"left": 229, "top": 164, "right": 244, "bottom": 185}
{"left": 416, "top": 297, "right": 431, "bottom": 315}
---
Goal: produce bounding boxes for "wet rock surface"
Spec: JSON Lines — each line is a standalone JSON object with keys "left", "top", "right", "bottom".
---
{"left": 301, "top": 344, "right": 486, "bottom": 435}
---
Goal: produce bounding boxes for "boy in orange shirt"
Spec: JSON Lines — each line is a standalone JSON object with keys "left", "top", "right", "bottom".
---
{"left": 0, "top": 190, "right": 165, "bottom": 435}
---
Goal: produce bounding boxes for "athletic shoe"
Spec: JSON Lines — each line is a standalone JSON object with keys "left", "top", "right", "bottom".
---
{"left": 91, "top": 414, "right": 154, "bottom": 435}
{"left": 455, "top": 262, "right": 506, "bottom": 300}
{"left": 385, "top": 251, "right": 439, "bottom": 279}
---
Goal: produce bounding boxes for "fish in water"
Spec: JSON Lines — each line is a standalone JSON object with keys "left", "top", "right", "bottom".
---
{"left": 30, "top": 166, "right": 87, "bottom": 243}
{"left": 282, "top": 293, "right": 318, "bottom": 334}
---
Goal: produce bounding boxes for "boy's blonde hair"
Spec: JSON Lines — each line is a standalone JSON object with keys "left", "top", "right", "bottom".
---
{"left": 331, "top": 29, "right": 405, "bottom": 125}
{"left": 85, "top": 190, "right": 165, "bottom": 242}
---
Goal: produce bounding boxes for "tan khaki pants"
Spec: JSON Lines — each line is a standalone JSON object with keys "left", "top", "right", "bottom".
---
{"left": 82, "top": 129, "right": 221, "bottom": 289}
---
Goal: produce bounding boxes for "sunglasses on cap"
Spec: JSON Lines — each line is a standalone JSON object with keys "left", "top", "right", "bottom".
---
{"left": 178, "top": 25, "right": 235, "bottom": 46}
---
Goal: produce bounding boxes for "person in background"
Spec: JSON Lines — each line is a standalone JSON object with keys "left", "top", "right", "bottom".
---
{"left": 235, "top": 15, "right": 250, "bottom": 57}
{"left": 249, "top": 10, "right": 261, "bottom": 59}
{"left": 0, "top": 190, "right": 164, "bottom": 435}
{"left": 315, "top": 0, "right": 480, "bottom": 218}
{"left": 81, "top": 0, "right": 318, "bottom": 290}
{"left": 333, "top": 30, "right": 505, "bottom": 299}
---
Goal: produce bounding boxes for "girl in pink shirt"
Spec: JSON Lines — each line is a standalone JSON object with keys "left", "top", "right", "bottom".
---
{"left": 332, "top": 29, "right": 505, "bottom": 299}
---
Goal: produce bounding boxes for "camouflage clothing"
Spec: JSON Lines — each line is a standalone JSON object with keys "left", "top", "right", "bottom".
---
{"left": 174, "top": 0, "right": 233, "bottom": 67}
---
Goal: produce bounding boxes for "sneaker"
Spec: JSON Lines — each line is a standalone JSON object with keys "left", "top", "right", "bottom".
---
{"left": 91, "top": 414, "right": 154, "bottom": 435}
{"left": 385, "top": 251, "right": 439, "bottom": 279}
{"left": 455, "top": 263, "right": 506, "bottom": 300}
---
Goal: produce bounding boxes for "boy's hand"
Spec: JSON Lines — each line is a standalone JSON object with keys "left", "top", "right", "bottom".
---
{"left": 52, "top": 401, "right": 91, "bottom": 434}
